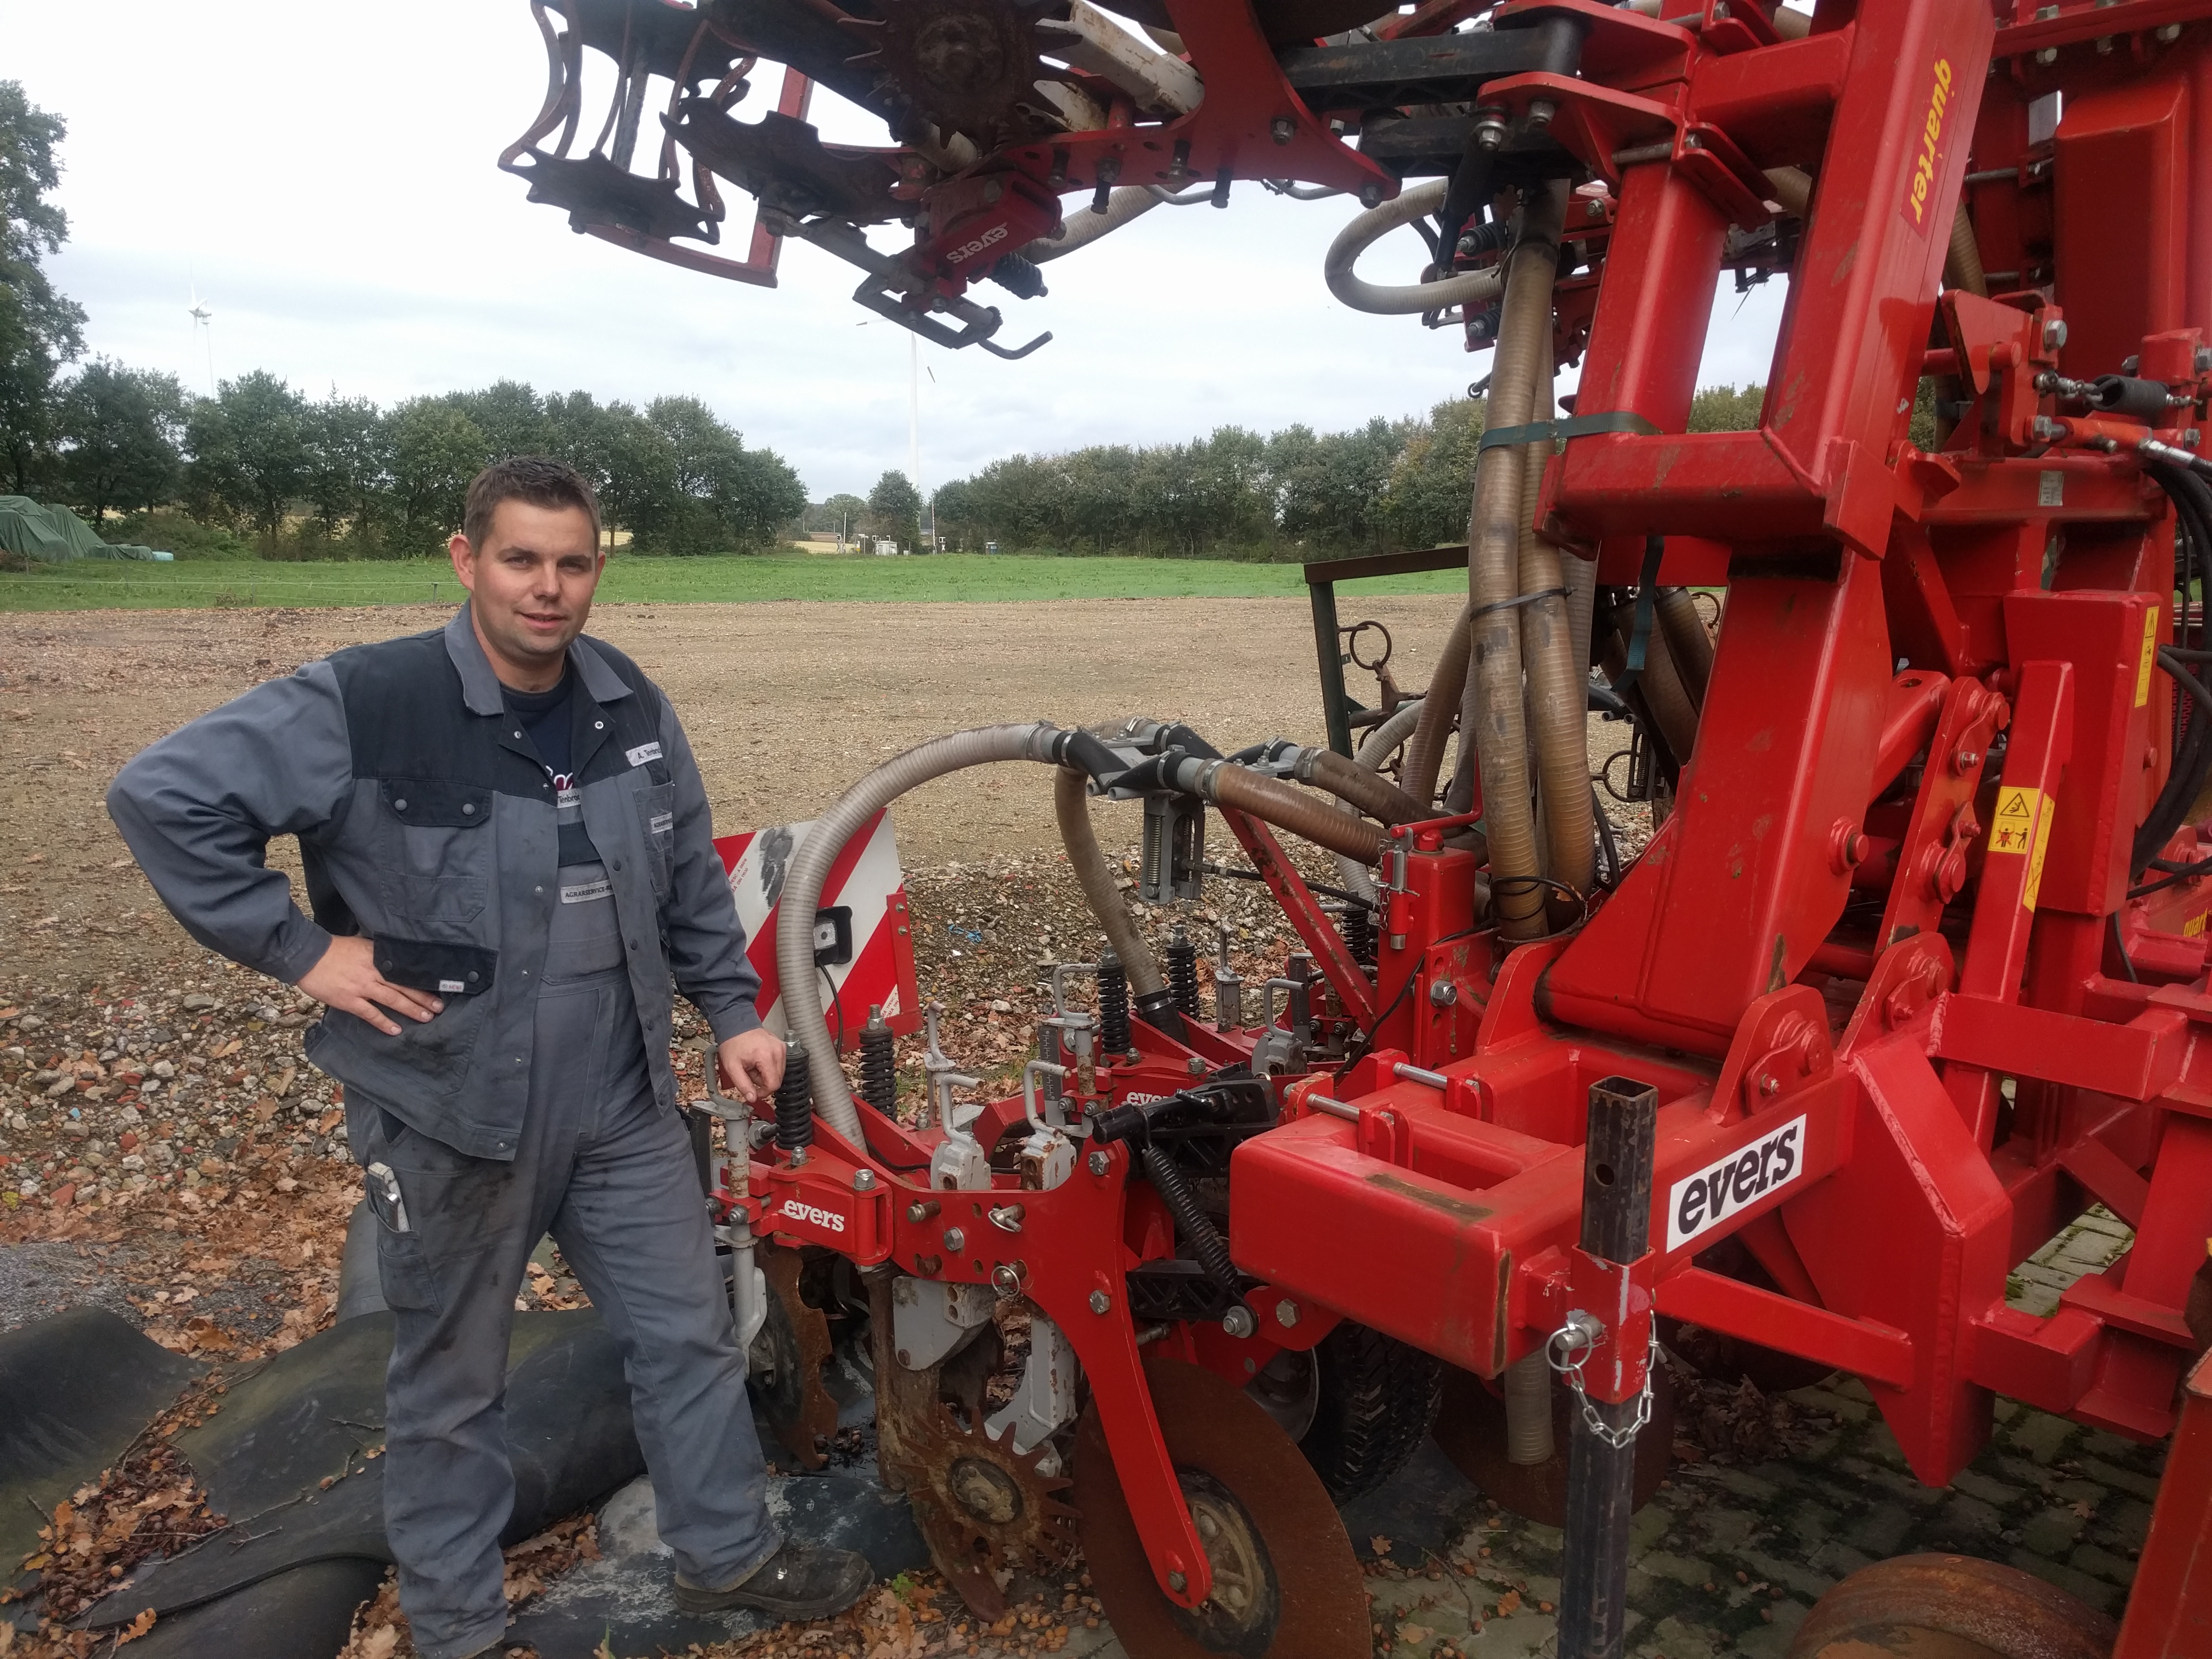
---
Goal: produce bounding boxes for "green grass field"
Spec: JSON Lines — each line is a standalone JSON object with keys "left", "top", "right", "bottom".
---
{"left": 0, "top": 553, "right": 1469, "bottom": 612}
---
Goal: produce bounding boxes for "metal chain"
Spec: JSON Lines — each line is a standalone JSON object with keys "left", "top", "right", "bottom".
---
{"left": 1544, "top": 1310, "right": 1660, "bottom": 1451}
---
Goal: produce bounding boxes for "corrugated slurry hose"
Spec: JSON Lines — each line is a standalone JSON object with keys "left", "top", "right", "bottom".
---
{"left": 1511, "top": 233, "right": 1595, "bottom": 911}
{"left": 1055, "top": 763, "right": 1166, "bottom": 1003}
{"left": 1403, "top": 602, "right": 1472, "bottom": 809}
{"left": 1465, "top": 184, "right": 1568, "bottom": 940}
{"left": 1654, "top": 588, "right": 1714, "bottom": 710}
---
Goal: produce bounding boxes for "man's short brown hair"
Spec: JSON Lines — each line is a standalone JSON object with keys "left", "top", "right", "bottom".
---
{"left": 462, "top": 456, "right": 602, "bottom": 550}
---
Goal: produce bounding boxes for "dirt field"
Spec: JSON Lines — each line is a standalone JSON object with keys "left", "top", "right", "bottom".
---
{"left": 0, "top": 595, "right": 1472, "bottom": 991}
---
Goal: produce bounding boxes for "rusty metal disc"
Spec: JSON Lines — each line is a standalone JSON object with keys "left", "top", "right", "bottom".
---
{"left": 1073, "top": 1356, "right": 1366, "bottom": 1659}
{"left": 751, "top": 1243, "right": 839, "bottom": 1471}
{"left": 1786, "top": 1553, "right": 2118, "bottom": 1659}
{"left": 1431, "top": 1362, "right": 1674, "bottom": 1528}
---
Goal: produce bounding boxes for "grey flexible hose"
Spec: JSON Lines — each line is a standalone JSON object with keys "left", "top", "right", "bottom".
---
{"left": 1336, "top": 698, "right": 1429, "bottom": 905}
{"left": 777, "top": 723, "right": 1059, "bottom": 1143}
{"left": 1325, "top": 179, "right": 1509, "bottom": 315}
{"left": 1024, "top": 185, "right": 1167, "bottom": 264}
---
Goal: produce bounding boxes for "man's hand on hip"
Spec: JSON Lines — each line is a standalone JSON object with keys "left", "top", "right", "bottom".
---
{"left": 296, "top": 935, "right": 444, "bottom": 1036}
{"left": 717, "top": 1029, "right": 786, "bottom": 1105}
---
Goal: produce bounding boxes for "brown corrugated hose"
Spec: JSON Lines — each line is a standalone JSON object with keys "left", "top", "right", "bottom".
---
{"left": 1464, "top": 185, "right": 1567, "bottom": 939}
{"left": 1514, "top": 299, "right": 1594, "bottom": 908}
{"left": 1654, "top": 588, "right": 1714, "bottom": 709}
{"left": 1401, "top": 601, "right": 1471, "bottom": 808}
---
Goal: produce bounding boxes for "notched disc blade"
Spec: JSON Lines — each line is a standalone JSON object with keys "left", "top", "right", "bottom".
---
{"left": 1073, "top": 1356, "right": 1365, "bottom": 1659}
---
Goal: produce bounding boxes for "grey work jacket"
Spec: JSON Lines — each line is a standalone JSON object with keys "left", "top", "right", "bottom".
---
{"left": 107, "top": 606, "right": 761, "bottom": 1158}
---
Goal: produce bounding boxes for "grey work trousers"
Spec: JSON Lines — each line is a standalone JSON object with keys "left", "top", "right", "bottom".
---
{"left": 353, "top": 963, "right": 778, "bottom": 1659}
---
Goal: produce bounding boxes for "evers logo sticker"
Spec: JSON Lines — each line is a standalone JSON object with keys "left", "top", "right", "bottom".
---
{"left": 1665, "top": 1115, "right": 1805, "bottom": 1253}
{"left": 778, "top": 1198, "right": 847, "bottom": 1233}
{"left": 1903, "top": 58, "right": 1955, "bottom": 230}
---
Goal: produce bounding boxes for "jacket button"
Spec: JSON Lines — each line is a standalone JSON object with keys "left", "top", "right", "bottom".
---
{"left": 613, "top": 860, "right": 623, "bottom": 871}
{"left": 595, "top": 720, "right": 605, "bottom": 730}
{"left": 466, "top": 971, "right": 479, "bottom": 982}
{"left": 394, "top": 799, "right": 408, "bottom": 812}
{"left": 462, "top": 803, "right": 475, "bottom": 815}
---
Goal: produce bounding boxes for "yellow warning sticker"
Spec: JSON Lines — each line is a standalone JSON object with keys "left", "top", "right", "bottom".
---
{"left": 2137, "top": 606, "right": 2160, "bottom": 707}
{"left": 1987, "top": 786, "right": 2044, "bottom": 856}
{"left": 2023, "top": 796, "right": 2056, "bottom": 912}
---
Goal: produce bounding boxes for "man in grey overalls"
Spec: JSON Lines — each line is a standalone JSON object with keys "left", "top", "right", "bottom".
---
{"left": 109, "top": 458, "right": 871, "bottom": 1657}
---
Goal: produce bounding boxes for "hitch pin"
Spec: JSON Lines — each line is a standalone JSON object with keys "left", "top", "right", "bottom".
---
{"left": 1302, "top": 1094, "right": 1361, "bottom": 1122}
{"left": 1393, "top": 1062, "right": 1449, "bottom": 1090}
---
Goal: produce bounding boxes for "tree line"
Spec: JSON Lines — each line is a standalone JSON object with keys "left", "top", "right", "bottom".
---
{"left": 1, "top": 82, "right": 805, "bottom": 560}
{"left": 927, "top": 384, "right": 1769, "bottom": 560}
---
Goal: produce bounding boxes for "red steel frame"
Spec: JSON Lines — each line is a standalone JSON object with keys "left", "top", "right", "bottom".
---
{"left": 695, "top": 0, "right": 2212, "bottom": 1634}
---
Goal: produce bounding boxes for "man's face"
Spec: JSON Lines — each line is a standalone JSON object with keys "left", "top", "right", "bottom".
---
{"left": 449, "top": 500, "right": 603, "bottom": 686}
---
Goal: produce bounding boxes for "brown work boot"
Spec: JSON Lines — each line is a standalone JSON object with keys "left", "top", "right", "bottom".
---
{"left": 673, "top": 1540, "right": 872, "bottom": 1619}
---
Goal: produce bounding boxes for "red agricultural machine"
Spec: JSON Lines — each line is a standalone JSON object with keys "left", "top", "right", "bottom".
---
{"left": 510, "top": 1, "right": 2212, "bottom": 1653}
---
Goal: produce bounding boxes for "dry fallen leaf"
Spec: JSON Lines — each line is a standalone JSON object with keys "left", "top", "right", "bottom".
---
{"left": 1495, "top": 1589, "right": 1522, "bottom": 1616}
{"left": 1399, "top": 1624, "right": 1431, "bottom": 1645}
{"left": 1370, "top": 1534, "right": 1393, "bottom": 1556}
{"left": 115, "top": 1607, "right": 157, "bottom": 1645}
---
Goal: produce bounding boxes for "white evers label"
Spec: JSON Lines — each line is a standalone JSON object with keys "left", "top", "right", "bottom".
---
{"left": 778, "top": 1198, "right": 847, "bottom": 1233}
{"left": 1665, "top": 1115, "right": 1805, "bottom": 1253}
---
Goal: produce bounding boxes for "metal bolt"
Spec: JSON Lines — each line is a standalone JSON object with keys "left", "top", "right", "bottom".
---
{"left": 907, "top": 1199, "right": 940, "bottom": 1223}
{"left": 1429, "top": 979, "right": 1459, "bottom": 1007}
{"left": 1090, "top": 1289, "right": 1111, "bottom": 1314}
{"left": 1168, "top": 1571, "right": 1188, "bottom": 1594}
{"left": 1759, "top": 1074, "right": 1781, "bottom": 1097}
{"left": 1953, "top": 749, "right": 1982, "bottom": 775}
{"left": 2035, "top": 46, "right": 2058, "bottom": 64}
{"left": 1527, "top": 98, "right": 1558, "bottom": 129}
{"left": 2194, "top": 346, "right": 2210, "bottom": 374}
{"left": 2033, "top": 415, "right": 2064, "bottom": 442}
{"left": 988, "top": 1204, "right": 1026, "bottom": 1233}
{"left": 943, "top": 1226, "right": 966, "bottom": 1252}
{"left": 992, "top": 1262, "right": 1025, "bottom": 1295}
{"left": 2188, "top": 429, "right": 2204, "bottom": 448}
{"left": 1271, "top": 115, "right": 1295, "bottom": 145}
{"left": 1187, "top": 1056, "right": 1206, "bottom": 1076}
{"left": 2159, "top": 22, "right": 2183, "bottom": 42}
{"left": 2044, "top": 319, "right": 2069, "bottom": 351}
{"left": 1585, "top": 198, "right": 1605, "bottom": 221}
{"left": 1276, "top": 1297, "right": 1300, "bottom": 1328}
{"left": 1472, "top": 106, "right": 1508, "bottom": 151}
{"left": 1359, "top": 182, "right": 1384, "bottom": 209}
{"left": 853, "top": 1168, "right": 877, "bottom": 1190}
{"left": 1088, "top": 1149, "right": 1110, "bottom": 1176}
{"left": 1222, "top": 1305, "right": 1257, "bottom": 1339}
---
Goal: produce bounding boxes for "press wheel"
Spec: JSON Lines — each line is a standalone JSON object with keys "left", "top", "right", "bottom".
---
{"left": 1787, "top": 1554, "right": 2116, "bottom": 1659}
{"left": 1072, "top": 1356, "right": 1366, "bottom": 1659}
{"left": 1431, "top": 1361, "right": 1673, "bottom": 1527}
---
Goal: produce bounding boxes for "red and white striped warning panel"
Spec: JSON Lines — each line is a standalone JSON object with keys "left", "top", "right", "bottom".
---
{"left": 713, "top": 809, "right": 922, "bottom": 1048}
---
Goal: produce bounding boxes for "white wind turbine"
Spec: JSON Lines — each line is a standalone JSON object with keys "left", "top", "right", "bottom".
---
{"left": 188, "top": 284, "right": 215, "bottom": 394}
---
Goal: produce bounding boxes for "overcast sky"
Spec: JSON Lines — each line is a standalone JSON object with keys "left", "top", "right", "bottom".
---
{"left": 3, "top": 1, "right": 1791, "bottom": 502}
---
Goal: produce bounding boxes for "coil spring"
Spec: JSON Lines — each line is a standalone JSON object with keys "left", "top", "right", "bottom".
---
{"left": 1143, "top": 1146, "right": 1240, "bottom": 1300}
{"left": 1341, "top": 904, "right": 1377, "bottom": 967}
{"left": 1097, "top": 951, "right": 1132, "bottom": 1054}
{"left": 775, "top": 1042, "right": 814, "bottom": 1151}
{"left": 858, "top": 1009, "right": 896, "bottom": 1117}
{"left": 1165, "top": 932, "right": 1201, "bottom": 1019}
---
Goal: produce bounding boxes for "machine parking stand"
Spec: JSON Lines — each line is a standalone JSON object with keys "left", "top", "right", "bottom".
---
{"left": 511, "top": 1, "right": 2212, "bottom": 1650}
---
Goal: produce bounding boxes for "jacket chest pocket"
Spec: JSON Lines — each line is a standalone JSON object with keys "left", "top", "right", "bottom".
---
{"left": 375, "top": 778, "right": 492, "bottom": 925}
{"left": 636, "top": 780, "right": 676, "bottom": 898}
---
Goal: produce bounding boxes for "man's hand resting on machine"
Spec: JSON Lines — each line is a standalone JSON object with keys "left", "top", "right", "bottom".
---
{"left": 717, "top": 1028, "right": 787, "bottom": 1104}
{"left": 296, "top": 935, "right": 444, "bottom": 1036}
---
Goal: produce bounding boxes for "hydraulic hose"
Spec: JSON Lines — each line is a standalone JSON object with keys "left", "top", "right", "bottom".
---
{"left": 1513, "top": 286, "right": 1594, "bottom": 904}
{"left": 1654, "top": 587, "right": 1714, "bottom": 709}
{"left": 1465, "top": 184, "right": 1567, "bottom": 939}
{"left": 1403, "top": 601, "right": 1474, "bottom": 806}
{"left": 1565, "top": 554, "right": 1599, "bottom": 714}
{"left": 779, "top": 723, "right": 1075, "bottom": 1143}
{"left": 1325, "top": 179, "right": 1510, "bottom": 316}
{"left": 1055, "top": 763, "right": 1167, "bottom": 1002}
